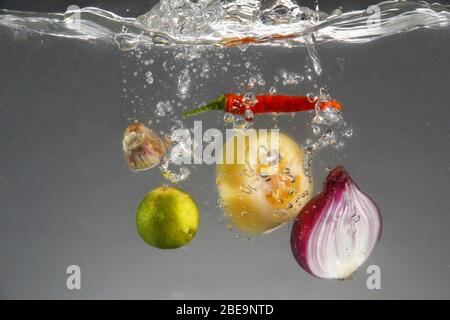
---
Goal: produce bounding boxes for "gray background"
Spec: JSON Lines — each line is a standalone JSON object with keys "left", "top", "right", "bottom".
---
{"left": 0, "top": 0, "right": 449, "bottom": 299}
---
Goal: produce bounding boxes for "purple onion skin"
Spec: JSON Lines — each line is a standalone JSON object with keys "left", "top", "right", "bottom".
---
{"left": 290, "top": 166, "right": 382, "bottom": 279}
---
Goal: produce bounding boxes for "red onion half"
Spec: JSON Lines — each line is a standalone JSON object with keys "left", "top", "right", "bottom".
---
{"left": 291, "top": 166, "right": 382, "bottom": 280}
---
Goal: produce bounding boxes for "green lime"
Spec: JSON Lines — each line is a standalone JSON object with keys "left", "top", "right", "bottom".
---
{"left": 136, "top": 186, "right": 199, "bottom": 249}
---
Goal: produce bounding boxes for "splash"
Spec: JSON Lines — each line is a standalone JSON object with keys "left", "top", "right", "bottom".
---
{"left": 0, "top": 0, "right": 449, "bottom": 48}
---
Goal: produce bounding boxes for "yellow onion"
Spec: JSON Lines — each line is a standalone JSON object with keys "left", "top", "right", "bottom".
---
{"left": 216, "top": 131, "right": 313, "bottom": 235}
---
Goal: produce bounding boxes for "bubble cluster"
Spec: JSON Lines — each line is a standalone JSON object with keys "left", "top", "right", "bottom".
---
{"left": 145, "top": 71, "right": 154, "bottom": 84}
{"left": 177, "top": 68, "right": 191, "bottom": 99}
{"left": 155, "top": 101, "right": 173, "bottom": 117}
{"left": 281, "top": 71, "right": 304, "bottom": 85}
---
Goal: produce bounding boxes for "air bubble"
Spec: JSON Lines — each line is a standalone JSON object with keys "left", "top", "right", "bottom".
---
{"left": 312, "top": 125, "right": 321, "bottom": 135}
{"left": 224, "top": 113, "right": 235, "bottom": 124}
{"left": 145, "top": 71, "right": 154, "bottom": 84}
{"left": 177, "top": 68, "right": 191, "bottom": 99}
{"left": 269, "top": 86, "right": 277, "bottom": 94}
{"left": 155, "top": 101, "right": 173, "bottom": 117}
{"left": 244, "top": 109, "right": 254, "bottom": 121}
{"left": 307, "top": 92, "right": 315, "bottom": 102}
{"left": 281, "top": 72, "right": 304, "bottom": 85}
{"left": 248, "top": 77, "right": 257, "bottom": 89}
{"left": 343, "top": 128, "right": 354, "bottom": 138}
{"left": 256, "top": 73, "right": 265, "bottom": 86}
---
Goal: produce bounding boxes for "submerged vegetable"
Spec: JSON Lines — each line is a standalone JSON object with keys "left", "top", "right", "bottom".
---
{"left": 183, "top": 94, "right": 342, "bottom": 119}
{"left": 122, "top": 123, "right": 169, "bottom": 171}
{"left": 136, "top": 186, "right": 199, "bottom": 249}
{"left": 291, "top": 166, "right": 382, "bottom": 280}
{"left": 216, "top": 131, "right": 313, "bottom": 234}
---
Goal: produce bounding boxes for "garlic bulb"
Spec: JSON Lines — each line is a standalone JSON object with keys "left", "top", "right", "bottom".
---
{"left": 122, "top": 123, "right": 169, "bottom": 172}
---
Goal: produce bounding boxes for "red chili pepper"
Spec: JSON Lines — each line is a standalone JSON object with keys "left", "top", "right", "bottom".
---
{"left": 183, "top": 94, "right": 343, "bottom": 119}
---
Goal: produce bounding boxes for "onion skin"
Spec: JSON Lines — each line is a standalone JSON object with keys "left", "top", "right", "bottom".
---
{"left": 291, "top": 166, "right": 382, "bottom": 280}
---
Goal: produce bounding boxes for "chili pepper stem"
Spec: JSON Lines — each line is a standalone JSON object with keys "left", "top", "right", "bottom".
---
{"left": 183, "top": 95, "right": 226, "bottom": 118}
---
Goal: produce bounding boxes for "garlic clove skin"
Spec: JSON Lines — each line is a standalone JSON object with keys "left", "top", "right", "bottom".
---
{"left": 122, "top": 123, "right": 169, "bottom": 172}
{"left": 291, "top": 166, "right": 382, "bottom": 280}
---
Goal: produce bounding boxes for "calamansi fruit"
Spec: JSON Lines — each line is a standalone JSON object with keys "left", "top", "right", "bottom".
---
{"left": 136, "top": 187, "right": 199, "bottom": 249}
{"left": 216, "top": 131, "right": 313, "bottom": 235}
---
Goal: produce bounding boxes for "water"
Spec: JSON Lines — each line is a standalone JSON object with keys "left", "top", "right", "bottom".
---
{"left": 0, "top": 0, "right": 449, "bottom": 47}
{"left": 0, "top": 0, "right": 450, "bottom": 299}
